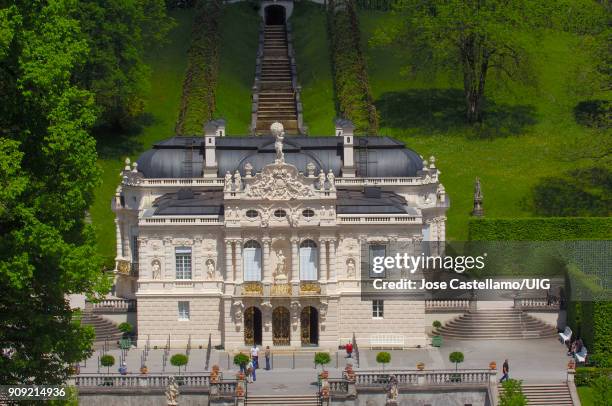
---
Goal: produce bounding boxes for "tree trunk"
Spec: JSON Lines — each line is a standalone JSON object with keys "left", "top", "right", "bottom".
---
{"left": 461, "top": 36, "right": 489, "bottom": 123}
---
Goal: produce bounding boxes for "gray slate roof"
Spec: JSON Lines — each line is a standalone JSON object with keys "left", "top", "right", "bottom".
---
{"left": 137, "top": 136, "right": 423, "bottom": 178}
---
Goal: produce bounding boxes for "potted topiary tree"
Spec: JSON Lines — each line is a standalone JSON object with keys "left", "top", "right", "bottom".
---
{"left": 170, "top": 353, "right": 188, "bottom": 376}
{"left": 376, "top": 352, "right": 391, "bottom": 372}
{"left": 315, "top": 352, "right": 331, "bottom": 379}
{"left": 118, "top": 322, "right": 133, "bottom": 349}
{"left": 449, "top": 351, "right": 464, "bottom": 382}
{"left": 100, "top": 354, "right": 115, "bottom": 374}
{"left": 233, "top": 353, "right": 250, "bottom": 378}
{"left": 432, "top": 321, "right": 443, "bottom": 347}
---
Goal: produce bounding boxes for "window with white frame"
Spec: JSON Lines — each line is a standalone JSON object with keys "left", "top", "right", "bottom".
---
{"left": 369, "top": 244, "right": 387, "bottom": 278}
{"left": 372, "top": 300, "right": 384, "bottom": 319}
{"left": 175, "top": 247, "right": 192, "bottom": 279}
{"left": 178, "top": 301, "right": 190, "bottom": 320}
{"left": 299, "top": 240, "right": 318, "bottom": 280}
{"left": 243, "top": 240, "right": 262, "bottom": 281}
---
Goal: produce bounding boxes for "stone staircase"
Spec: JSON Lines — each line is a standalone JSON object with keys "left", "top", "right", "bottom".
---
{"left": 498, "top": 383, "right": 574, "bottom": 405}
{"left": 255, "top": 24, "right": 299, "bottom": 134}
{"left": 246, "top": 394, "right": 319, "bottom": 406}
{"left": 436, "top": 308, "right": 557, "bottom": 339}
{"left": 81, "top": 311, "right": 123, "bottom": 346}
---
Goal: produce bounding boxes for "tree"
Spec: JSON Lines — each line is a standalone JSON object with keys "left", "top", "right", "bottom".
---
{"left": 373, "top": 0, "right": 606, "bottom": 124}
{"left": 233, "top": 353, "right": 250, "bottom": 370}
{"left": 449, "top": 351, "right": 464, "bottom": 371}
{"left": 100, "top": 355, "right": 115, "bottom": 374}
{"left": 118, "top": 322, "right": 133, "bottom": 336}
{"left": 170, "top": 353, "right": 188, "bottom": 375}
{"left": 499, "top": 379, "right": 527, "bottom": 406}
{"left": 73, "top": 0, "right": 174, "bottom": 128}
{"left": 0, "top": 0, "right": 111, "bottom": 385}
{"left": 376, "top": 351, "right": 391, "bottom": 371}
{"left": 314, "top": 352, "right": 331, "bottom": 371}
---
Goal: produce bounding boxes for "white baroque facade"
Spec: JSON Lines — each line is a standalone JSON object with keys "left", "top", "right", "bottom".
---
{"left": 112, "top": 120, "right": 449, "bottom": 349}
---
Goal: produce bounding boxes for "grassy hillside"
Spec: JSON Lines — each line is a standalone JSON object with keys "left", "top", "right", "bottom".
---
{"left": 215, "top": 2, "right": 260, "bottom": 135}
{"left": 358, "top": 11, "right": 608, "bottom": 240}
{"left": 90, "top": 9, "right": 195, "bottom": 259}
{"left": 291, "top": 2, "right": 336, "bottom": 135}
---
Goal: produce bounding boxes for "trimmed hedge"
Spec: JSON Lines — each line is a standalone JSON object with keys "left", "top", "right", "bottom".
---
{"left": 176, "top": 0, "right": 222, "bottom": 135}
{"left": 575, "top": 367, "right": 612, "bottom": 386}
{"left": 327, "top": 0, "right": 378, "bottom": 134}
{"left": 468, "top": 217, "right": 612, "bottom": 241}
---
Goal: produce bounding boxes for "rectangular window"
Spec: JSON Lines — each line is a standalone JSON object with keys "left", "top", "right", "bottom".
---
{"left": 369, "top": 244, "right": 387, "bottom": 278}
{"left": 175, "top": 247, "right": 192, "bottom": 280}
{"left": 178, "top": 301, "right": 190, "bottom": 320}
{"left": 372, "top": 300, "right": 384, "bottom": 319}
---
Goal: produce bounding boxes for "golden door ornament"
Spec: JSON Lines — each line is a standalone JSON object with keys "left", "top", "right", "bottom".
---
{"left": 272, "top": 307, "right": 290, "bottom": 346}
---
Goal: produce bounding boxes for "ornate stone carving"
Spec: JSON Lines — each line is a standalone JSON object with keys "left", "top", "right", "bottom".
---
{"left": 261, "top": 301, "right": 273, "bottom": 328}
{"left": 273, "top": 122, "right": 285, "bottom": 163}
{"left": 346, "top": 258, "right": 356, "bottom": 279}
{"left": 319, "top": 301, "right": 328, "bottom": 327}
{"left": 224, "top": 171, "right": 233, "bottom": 191}
{"left": 290, "top": 300, "right": 301, "bottom": 327}
{"left": 306, "top": 162, "right": 316, "bottom": 177}
{"left": 232, "top": 300, "right": 244, "bottom": 325}
{"left": 437, "top": 183, "right": 446, "bottom": 203}
{"left": 273, "top": 249, "right": 287, "bottom": 283}
{"left": 151, "top": 259, "right": 161, "bottom": 280}
{"left": 386, "top": 375, "right": 399, "bottom": 405}
{"left": 234, "top": 170, "right": 242, "bottom": 191}
{"left": 327, "top": 170, "right": 335, "bottom": 191}
{"left": 245, "top": 162, "right": 315, "bottom": 200}
{"left": 244, "top": 162, "right": 253, "bottom": 177}
{"left": 318, "top": 170, "right": 326, "bottom": 190}
{"left": 165, "top": 376, "right": 179, "bottom": 406}
{"left": 472, "top": 177, "right": 484, "bottom": 217}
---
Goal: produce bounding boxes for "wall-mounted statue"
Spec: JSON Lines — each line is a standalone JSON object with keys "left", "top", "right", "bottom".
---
{"left": 151, "top": 259, "right": 161, "bottom": 280}
{"left": 274, "top": 249, "right": 287, "bottom": 282}
{"left": 206, "top": 259, "right": 216, "bottom": 280}
{"left": 346, "top": 258, "right": 356, "bottom": 279}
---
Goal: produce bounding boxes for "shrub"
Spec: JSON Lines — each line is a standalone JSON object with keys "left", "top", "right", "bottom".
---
{"left": 233, "top": 353, "right": 250, "bottom": 368}
{"left": 432, "top": 320, "right": 442, "bottom": 329}
{"left": 499, "top": 379, "right": 527, "bottom": 406}
{"left": 376, "top": 351, "right": 391, "bottom": 371}
{"left": 100, "top": 354, "right": 115, "bottom": 374}
{"left": 575, "top": 367, "right": 612, "bottom": 386}
{"left": 591, "top": 375, "right": 612, "bottom": 406}
{"left": 118, "top": 322, "right": 132, "bottom": 334}
{"left": 449, "top": 351, "right": 464, "bottom": 371}
{"left": 315, "top": 352, "right": 332, "bottom": 370}
{"left": 170, "top": 353, "right": 189, "bottom": 374}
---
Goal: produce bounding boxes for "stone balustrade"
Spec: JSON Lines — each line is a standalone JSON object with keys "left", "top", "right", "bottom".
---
{"left": 347, "top": 369, "right": 491, "bottom": 389}
{"left": 140, "top": 217, "right": 223, "bottom": 226}
{"left": 513, "top": 297, "right": 560, "bottom": 311}
{"left": 338, "top": 215, "right": 419, "bottom": 224}
{"left": 74, "top": 373, "right": 211, "bottom": 388}
{"left": 425, "top": 299, "right": 474, "bottom": 312}
{"left": 86, "top": 299, "right": 136, "bottom": 313}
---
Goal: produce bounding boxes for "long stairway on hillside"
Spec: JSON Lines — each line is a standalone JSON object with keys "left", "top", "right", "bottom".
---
{"left": 81, "top": 311, "right": 123, "bottom": 346}
{"left": 436, "top": 308, "right": 558, "bottom": 339}
{"left": 499, "top": 383, "right": 574, "bottom": 405}
{"left": 253, "top": 24, "right": 300, "bottom": 134}
{"left": 246, "top": 394, "right": 319, "bottom": 406}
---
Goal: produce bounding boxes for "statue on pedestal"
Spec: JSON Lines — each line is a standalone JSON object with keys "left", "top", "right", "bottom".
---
{"left": 273, "top": 249, "right": 287, "bottom": 282}
{"left": 471, "top": 177, "right": 484, "bottom": 217}
{"left": 386, "top": 375, "right": 399, "bottom": 405}
{"left": 165, "top": 376, "right": 179, "bottom": 406}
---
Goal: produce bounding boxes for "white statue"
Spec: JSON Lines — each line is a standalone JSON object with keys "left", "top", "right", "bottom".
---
{"left": 306, "top": 162, "right": 316, "bottom": 177}
{"left": 327, "top": 170, "right": 336, "bottom": 191}
{"left": 165, "top": 376, "right": 179, "bottom": 406}
{"left": 346, "top": 258, "right": 355, "bottom": 279}
{"left": 274, "top": 249, "right": 287, "bottom": 282}
{"left": 234, "top": 170, "right": 242, "bottom": 191}
{"left": 386, "top": 375, "right": 399, "bottom": 404}
{"left": 244, "top": 162, "right": 253, "bottom": 177}
{"left": 224, "top": 171, "right": 232, "bottom": 191}
{"left": 206, "top": 259, "right": 216, "bottom": 280}
{"left": 318, "top": 170, "right": 326, "bottom": 190}
{"left": 151, "top": 260, "right": 161, "bottom": 280}
{"left": 272, "top": 122, "right": 285, "bottom": 163}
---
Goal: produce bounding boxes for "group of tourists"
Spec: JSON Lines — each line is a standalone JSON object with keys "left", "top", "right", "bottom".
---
{"left": 240, "top": 344, "right": 272, "bottom": 383}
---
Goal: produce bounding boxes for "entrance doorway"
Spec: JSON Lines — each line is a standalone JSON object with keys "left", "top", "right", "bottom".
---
{"left": 244, "top": 307, "right": 262, "bottom": 346}
{"left": 265, "top": 5, "right": 286, "bottom": 25}
{"left": 300, "top": 306, "right": 319, "bottom": 346}
{"left": 272, "top": 306, "right": 290, "bottom": 346}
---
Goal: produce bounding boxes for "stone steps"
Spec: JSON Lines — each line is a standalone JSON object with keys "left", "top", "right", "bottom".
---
{"left": 498, "top": 383, "right": 574, "bottom": 405}
{"left": 245, "top": 394, "right": 319, "bottom": 405}
{"left": 81, "top": 313, "right": 124, "bottom": 343}
{"left": 437, "top": 309, "right": 557, "bottom": 339}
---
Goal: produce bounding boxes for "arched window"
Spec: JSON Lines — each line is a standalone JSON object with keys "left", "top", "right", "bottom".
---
{"left": 243, "top": 241, "right": 262, "bottom": 281}
{"left": 299, "top": 240, "right": 318, "bottom": 281}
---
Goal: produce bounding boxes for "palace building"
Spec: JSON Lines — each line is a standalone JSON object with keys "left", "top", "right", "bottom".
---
{"left": 112, "top": 120, "right": 449, "bottom": 349}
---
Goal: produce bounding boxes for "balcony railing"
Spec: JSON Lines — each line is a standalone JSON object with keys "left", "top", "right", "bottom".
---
{"left": 74, "top": 373, "right": 211, "bottom": 388}
{"left": 242, "top": 282, "right": 263, "bottom": 296}
{"left": 87, "top": 299, "right": 136, "bottom": 313}
{"left": 514, "top": 297, "right": 560, "bottom": 311}
{"left": 425, "top": 299, "right": 473, "bottom": 313}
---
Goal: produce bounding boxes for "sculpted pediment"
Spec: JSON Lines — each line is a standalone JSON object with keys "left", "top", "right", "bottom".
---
{"left": 244, "top": 162, "right": 315, "bottom": 200}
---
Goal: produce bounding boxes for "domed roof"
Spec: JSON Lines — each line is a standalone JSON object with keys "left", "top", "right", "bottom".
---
{"left": 136, "top": 135, "right": 423, "bottom": 178}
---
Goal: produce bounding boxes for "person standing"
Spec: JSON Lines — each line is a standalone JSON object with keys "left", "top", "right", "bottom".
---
{"left": 251, "top": 344, "right": 259, "bottom": 369}
{"left": 499, "top": 359, "right": 509, "bottom": 382}
{"left": 265, "top": 346, "right": 271, "bottom": 370}
{"left": 118, "top": 362, "right": 127, "bottom": 375}
{"left": 345, "top": 342, "right": 353, "bottom": 359}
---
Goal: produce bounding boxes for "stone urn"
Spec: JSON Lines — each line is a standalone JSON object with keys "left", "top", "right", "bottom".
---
{"left": 567, "top": 359, "right": 576, "bottom": 370}
{"left": 236, "top": 371, "right": 245, "bottom": 381}
{"left": 140, "top": 365, "right": 148, "bottom": 375}
{"left": 344, "top": 364, "right": 356, "bottom": 382}
{"left": 320, "top": 370, "right": 329, "bottom": 380}
{"left": 416, "top": 362, "right": 425, "bottom": 371}
{"left": 210, "top": 365, "right": 220, "bottom": 383}
{"left": 236, "top": 384, "right": 245, "bottom": 398}
{"left": 489, "top": 361, "right": 497, "bottom": 370}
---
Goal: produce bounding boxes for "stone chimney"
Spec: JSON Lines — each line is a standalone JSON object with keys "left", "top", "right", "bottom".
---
{"left": 335, "top": 119, "right": 355, "bottom": 177}
{"left": 203, "top": 119, "right": 225, "bottom": 177}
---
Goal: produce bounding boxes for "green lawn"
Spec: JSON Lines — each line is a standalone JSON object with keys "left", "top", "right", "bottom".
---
{"left": 577, "top": 386, "right": 595, "bottom": 406}
{"left": 215, "top": 2, "right": 260, "bottom": 135}
{"left": 90, "top": 9, "right": 195, "bottom": 259}
{"left": 291, "top": 2, "right": 337, "bottom": 135}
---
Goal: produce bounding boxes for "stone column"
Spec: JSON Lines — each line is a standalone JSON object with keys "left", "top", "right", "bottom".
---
{"left": 225, "top": 240, "right": 233, "bottom": 282}
{"left": 329, "top": 239, "right": 337, "bottom": 281}
{"left": 115, "top": 219, "right": 123, "bottom": 258}
{"left": 235, "top": 240, "right": 243, "bottom": 284}
{"left": 291, "top": 237, "right": 299, "bottom": 283}
{"left": 318, "top": 239, "right": 327, "bottom": 283}
{"left": 262, "top": 237, "right": 272, "bottom": 283}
